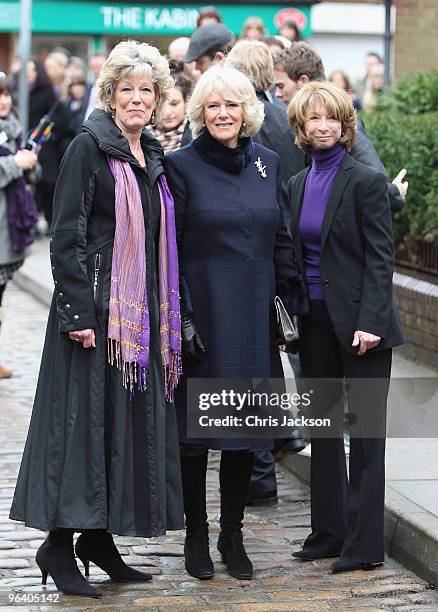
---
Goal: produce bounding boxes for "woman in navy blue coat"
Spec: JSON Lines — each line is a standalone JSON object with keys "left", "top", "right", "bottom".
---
{"left": 165, "top": 66, "right": 307, "bottom": 582}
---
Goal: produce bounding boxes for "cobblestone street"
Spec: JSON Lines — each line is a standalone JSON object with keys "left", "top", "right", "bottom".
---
{"left": 0, "top": 283, "right": 437, "bottom": 611}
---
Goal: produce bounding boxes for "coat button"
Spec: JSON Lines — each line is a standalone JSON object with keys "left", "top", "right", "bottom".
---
{"left": 74, "top": 314, "right": 80, "bottom": 320}
{"left": 58, "top": 292, "right": 63, "bottom": 297}
{"left": 65, "top": 304, "right": 71, "bottom": 309}
{"left": 323, "top": 280, "right": 330, "bottom": 287}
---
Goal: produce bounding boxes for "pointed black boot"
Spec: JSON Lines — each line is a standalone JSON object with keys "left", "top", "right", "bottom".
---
{"left": 36, "top": 530, "right": 102, "bottom": 598}
{"left": 180, "top": 450, "right": 214, "bottom": 580}
{"left": 218, "top": 451, "right": 254, "bottom": 580}
{"left": 75, "top": 531, "right": 152, "bottom": 581}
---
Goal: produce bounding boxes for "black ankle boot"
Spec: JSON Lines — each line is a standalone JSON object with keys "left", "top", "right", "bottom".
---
{"left": 184, "top": 525, "right": 214, "bottom": 580}
{"left": 36, "top": 530, "right": 102, "bottom": 598}
{"left": 180, "top": 450, "right": 214, "bottom": 580}
{"left": 75, "top": 531, "right": 152, "bottom": 582}
{"left": 218, "top": 451, "right": 254, "bottom": 580}
{"left": 217, "top": 529, "right": 253, "bottom": 580}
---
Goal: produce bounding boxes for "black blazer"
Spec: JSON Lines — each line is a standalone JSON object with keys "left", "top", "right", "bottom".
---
{"left": 288, "top": 152, "right": 405, "bottom": 354}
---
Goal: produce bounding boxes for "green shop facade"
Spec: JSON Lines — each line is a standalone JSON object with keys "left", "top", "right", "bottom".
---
{"left": 0, "top": 1, "right": 316, "bottom": 65}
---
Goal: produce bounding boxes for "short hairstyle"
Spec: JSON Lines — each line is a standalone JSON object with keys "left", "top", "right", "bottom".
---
{"left": 226, "top": 40, "right": 274, "bottom": 93}
{"left": 46, "top": 51, "right": 69, "bottom": 70}
{"left": 196, "top": 6, "right": 222, "bottom": 28}
{"left": 366, "top": 51, "right": 383, "bottom": 63}
{"left": 328, "top": 69, "right": 352, "bottom": 91}
{"left": 242, "top": 16, "right": 266, "bottom": 37}
{"left": 287, "top": 81, "right": 356, "bottom": 152}
{"left": 260, "top": 35, "right": 285, "bottom": 51}
{"left": 279, "top": 20, "right": 302, "bottom": 42}
{"left": 168, "top": 37, "right": 190, "bottom": 61}
{"left": 0, "top": 71, "right": 10, "bottom": 95}
{"left": 188, "top": 65, "right": 264, "bottom": 139}
{"left": 96, "top": 40, "right": 173, "bottom": 120}
{"left": 205, "top": 41, "right": 234, "bottom": 61}
{"left": 274, "top": 42, "right": 325, "bottom": 82}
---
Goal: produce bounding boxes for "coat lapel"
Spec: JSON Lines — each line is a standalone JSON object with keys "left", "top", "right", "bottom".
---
{"left": 320, "top": 154, "right": 354, "bottom": 253}
{"left": 290, "top": 167, "right": 310, "bottom": 271}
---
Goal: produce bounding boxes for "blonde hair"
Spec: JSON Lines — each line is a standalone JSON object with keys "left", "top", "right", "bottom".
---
{"left": 188, "top": 65, "right": 264, "bottom": 139}
{"left": 242, "top": 16, "right": 266, "bottom": 37}
{"left": 96, "top": 40, "right": 174, "bottom": 120}
{"left": 288, "top": 81, "right": 357, "bottom": 152}
{"left": 226, "top": 40, "right": 274, "bottom": 92}
{"left": 362, "top": 63, "right": 385, "bottom": 112}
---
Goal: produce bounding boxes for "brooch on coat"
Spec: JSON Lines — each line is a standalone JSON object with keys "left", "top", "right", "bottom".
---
{"left": 254, "top": 156, "right": 267, "bottom": 179}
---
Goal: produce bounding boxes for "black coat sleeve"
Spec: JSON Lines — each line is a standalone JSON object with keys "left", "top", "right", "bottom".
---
{"left": 351, "top": 117, "right": 405, "bottom": 213}
{"left": 356, "top": 172, "right": 395, "bottom": 337}
{"left": 274, "top": 160, "right": 308, "bottom": 316}
{"left": 164, "top": 153, "right": 193, "bottom": 317}
{"left": 50, "top": 134, "right": 99, "bottom": 333}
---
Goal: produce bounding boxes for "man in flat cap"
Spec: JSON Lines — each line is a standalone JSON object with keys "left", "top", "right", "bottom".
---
{"left": 184, "top": 23, "right": 234, "bottom": 75}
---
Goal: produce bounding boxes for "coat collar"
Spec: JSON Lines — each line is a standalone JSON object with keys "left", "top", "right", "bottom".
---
{"left": 83, "top": 109, "right": 165, "bottom": 184}
{"left": 192, "top": 129, "right": 254, "bottom": 174}
{"left": 291, "top": 152, "right": 355, "bottom": 263}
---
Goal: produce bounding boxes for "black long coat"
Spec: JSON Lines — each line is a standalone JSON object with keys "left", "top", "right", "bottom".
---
{"left": 10, "top": 110, "right": 184, "bottom": 535}
{"left": 165, "top": 133, "right": 307, "bottom": 450}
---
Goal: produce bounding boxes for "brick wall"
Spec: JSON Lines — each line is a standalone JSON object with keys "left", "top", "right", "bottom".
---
{"left": 0, "top": 34, "right": 12, "bottom": 71}
{"left": 393, "top": 0, "right": 438, "bottom": 76}
{"left": 393, "top": 272, "right": 438, "bottom": 369}
{"left": 319, "top": 0, "right": 438, "bottom": 77}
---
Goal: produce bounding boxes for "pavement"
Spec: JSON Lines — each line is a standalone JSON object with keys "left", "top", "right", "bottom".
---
{"left": 0, "top": 236, "right": 434, "bottom": 610}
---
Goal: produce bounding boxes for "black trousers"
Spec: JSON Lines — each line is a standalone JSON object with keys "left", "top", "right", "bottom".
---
{"left": 299, "top": 301, "right": 391, "bottom": 563}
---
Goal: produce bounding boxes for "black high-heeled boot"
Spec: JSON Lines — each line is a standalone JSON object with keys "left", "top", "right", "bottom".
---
{"left": 217, "top": 451, "right": 254, "bottom": 580}
{"left": 180, "top": 450, "right": 214, "bottom": 580}
{"left": 36, "top": 530, "right": 102, "bottom": 598}
{"left": 75, "top": 531, "right": 152, "bottom": 581}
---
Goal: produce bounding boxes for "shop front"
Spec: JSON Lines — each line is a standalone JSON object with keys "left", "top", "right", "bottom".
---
{"left": 0, "top": 1, "right": 314, "bottom": 63}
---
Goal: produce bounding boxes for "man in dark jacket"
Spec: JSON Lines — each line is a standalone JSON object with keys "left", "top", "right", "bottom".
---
{"left": 273, "top": 42, "right": 408, "bottom": 211}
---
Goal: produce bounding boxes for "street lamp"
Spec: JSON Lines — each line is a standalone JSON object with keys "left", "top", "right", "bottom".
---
{"left": 17, "top": 0, "right": 32, "bottom": 135}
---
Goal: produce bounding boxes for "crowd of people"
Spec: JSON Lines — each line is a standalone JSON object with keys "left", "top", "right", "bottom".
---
{"left": 0, "top": 4, "right": 410, "bottom": 601}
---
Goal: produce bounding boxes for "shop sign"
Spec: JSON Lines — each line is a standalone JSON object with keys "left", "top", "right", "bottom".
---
{"left": 0, "top": 2, "right": 311, "bottom": 36}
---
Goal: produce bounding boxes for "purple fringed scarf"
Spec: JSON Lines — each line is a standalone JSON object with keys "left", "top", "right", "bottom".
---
{"left": 106, "top": 155, "right": 182, "bottom": 399}
{"left": 0, "top": 135, "right": 38, "bottom": 253}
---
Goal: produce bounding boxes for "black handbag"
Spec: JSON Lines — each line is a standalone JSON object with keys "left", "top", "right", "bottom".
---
{"left": 274, "top": 296, "right": 299, "bottom": 353}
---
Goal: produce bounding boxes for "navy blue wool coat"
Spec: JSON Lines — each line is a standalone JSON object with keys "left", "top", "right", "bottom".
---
{"left": 165, "top": 132, "right": 306, "bottom": 450}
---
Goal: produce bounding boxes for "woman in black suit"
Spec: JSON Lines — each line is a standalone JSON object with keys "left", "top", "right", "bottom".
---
{"left": 287, "top": 81, "right": 405, "bottom": 572}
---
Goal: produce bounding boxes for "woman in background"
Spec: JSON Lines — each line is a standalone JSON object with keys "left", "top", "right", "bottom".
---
{"left": 151, "top": 71, "right": 191, "bottom": 153}
{"left": 329, "top": 69, "right": 362, "bottom": 111}
{"left": 0, "top": 72, "right": 38, "bottom": 379}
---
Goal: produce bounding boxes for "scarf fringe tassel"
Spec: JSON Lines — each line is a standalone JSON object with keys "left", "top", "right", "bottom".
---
{"left": 164, "top": 352, "right": 182, "bottom": 402}
{"left": 107, "top": 338, "right": 148, "bottom": 395}
{"left": 108, "top": 338, "right": 182, "bottom": 400}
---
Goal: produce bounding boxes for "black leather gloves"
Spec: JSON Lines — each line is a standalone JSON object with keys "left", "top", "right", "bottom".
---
{"left": 181, "top": 316, "right": 205, "bottom": 366}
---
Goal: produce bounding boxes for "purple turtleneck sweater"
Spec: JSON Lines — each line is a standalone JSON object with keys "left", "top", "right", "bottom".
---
{"left": 299, "top": 142, "right": 346, "bottom": 300}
